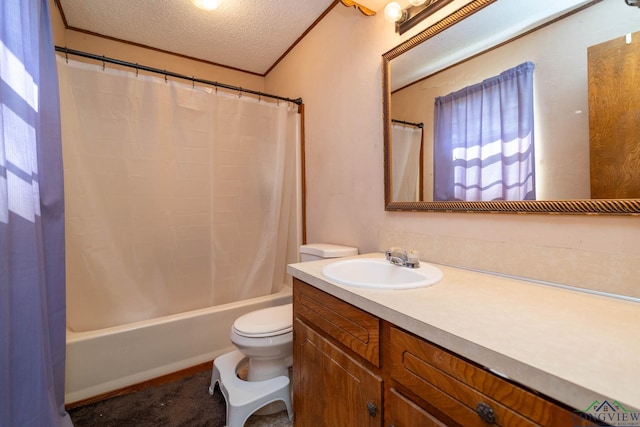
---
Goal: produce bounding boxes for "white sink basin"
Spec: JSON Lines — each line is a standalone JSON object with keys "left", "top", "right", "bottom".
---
{"left": 322, "top": 258, "right": 443, "bottom": 290}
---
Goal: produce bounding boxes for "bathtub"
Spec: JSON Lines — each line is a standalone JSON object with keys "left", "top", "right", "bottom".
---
{"left": 65, "top": 286, "right": 292, "bottom": 405}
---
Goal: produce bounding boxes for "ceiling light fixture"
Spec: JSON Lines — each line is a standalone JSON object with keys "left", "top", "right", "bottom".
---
{"left": 386, "top": 0, "right": 455, "bottom": 34}
{"left": 384, "top": 2, "right": 404, "bottom": 23}
{"left": 192, "top": 0, "right": 221, "bottom": 11}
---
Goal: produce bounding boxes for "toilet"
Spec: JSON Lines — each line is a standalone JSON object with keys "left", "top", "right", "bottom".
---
{"left": 209, "top": 243, "right": 358, "bottom": 427}
{"left": 230, "top": 303, "right": 293, "bottom": 382}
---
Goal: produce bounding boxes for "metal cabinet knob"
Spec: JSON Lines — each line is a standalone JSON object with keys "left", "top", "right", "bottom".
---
{"left": 476, "top": 402, "right": 496, "bottom": 424}
{"left": 367, "top": 401, "right": 378, "bottom": 417}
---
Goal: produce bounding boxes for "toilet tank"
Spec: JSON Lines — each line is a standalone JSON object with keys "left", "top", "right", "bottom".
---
{"left": 299, "top": 243, "right": 358, "bottom": 262}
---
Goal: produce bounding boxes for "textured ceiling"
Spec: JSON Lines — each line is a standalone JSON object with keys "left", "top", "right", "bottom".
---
{"left": 56, "top": 0, "right": 388, "bottom": 75}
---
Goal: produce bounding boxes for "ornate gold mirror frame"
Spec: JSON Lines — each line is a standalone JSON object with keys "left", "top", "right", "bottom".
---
{"left": 382, "top": 0, "right": 640, "bottom": 215}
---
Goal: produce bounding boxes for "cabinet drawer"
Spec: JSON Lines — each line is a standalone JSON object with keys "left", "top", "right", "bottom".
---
{"left": 293, "top": 278, "right": 380, "bottom": 367}
{"left": 389, "top": 326, "right": 595, "bottom": 427}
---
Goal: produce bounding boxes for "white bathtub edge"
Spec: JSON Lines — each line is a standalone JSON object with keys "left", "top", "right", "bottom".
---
{"left": 65, "top": 345, "right": 235, "bottom": 405}
{"left": 65, "top": 287, "right": 292, "bottom": 405}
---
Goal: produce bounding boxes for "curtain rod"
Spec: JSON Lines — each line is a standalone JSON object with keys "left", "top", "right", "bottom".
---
{"left": 392, "top": 119, "right": 423, "bottom": 128}
{"left": 55, "top": 46, "right": 303, "bottom": 105}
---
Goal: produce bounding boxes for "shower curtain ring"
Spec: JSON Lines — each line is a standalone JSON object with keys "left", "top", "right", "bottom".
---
{"left": 64, "top": 47, "right": 69, "bottom": 63}
{"left": 192, "top": 76, "right": 195, "bottom": 89}
{"left": 238, "top": 88, "right": 243, "bottom": 98}
{"left": 102, "top": 56, "right": 106, "bottom": 71}
{"left": 135, "top": 64, "right": 139, "bottom": 77}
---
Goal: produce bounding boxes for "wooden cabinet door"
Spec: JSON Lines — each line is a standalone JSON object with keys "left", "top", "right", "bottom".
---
{"left": 293, "top": 318, "right": 383, "bottom": 427}
{"left": 385, "top": 387, "right": 449, "bottom": 427}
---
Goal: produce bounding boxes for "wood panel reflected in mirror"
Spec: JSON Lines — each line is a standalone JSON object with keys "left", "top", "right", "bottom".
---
{"left": 588, "top": 30, "right": 640, "bottom": 198}
{"left": 383, "top": 0, "right": 640, "bottom": 214}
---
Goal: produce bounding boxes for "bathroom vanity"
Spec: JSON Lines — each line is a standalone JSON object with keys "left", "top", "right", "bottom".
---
{"left": 288, "top": 254, "right": 640, "bottom": 426}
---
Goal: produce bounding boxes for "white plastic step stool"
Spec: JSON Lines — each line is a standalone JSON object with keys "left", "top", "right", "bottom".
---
{"left": 209, "top": 350, "right": 293, "bottom": 427}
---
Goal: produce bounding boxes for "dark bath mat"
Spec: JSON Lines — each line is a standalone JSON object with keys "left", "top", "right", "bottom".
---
{"left": 68, "top": 370, "right": 293, "bottom": 427}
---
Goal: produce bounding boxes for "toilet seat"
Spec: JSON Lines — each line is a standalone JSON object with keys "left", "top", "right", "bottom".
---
{"left": 232, "top": 303, "right": 292, "bottom": 338}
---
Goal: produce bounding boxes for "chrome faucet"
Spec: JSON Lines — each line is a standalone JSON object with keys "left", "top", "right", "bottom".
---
{"left": 385, "top": 248, "right": 420, "bottom": 268}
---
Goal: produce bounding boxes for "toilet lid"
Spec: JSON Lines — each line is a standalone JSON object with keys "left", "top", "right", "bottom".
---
{"left": 232, "top": 303, "right": 293, "bottom": 338}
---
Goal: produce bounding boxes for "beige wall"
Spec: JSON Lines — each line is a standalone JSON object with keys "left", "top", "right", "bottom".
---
{"left": 266, "top": 4, "right": 640, "bottom": 298}
{"left": 49, "top": 0, "right": 65, "bottom": 46}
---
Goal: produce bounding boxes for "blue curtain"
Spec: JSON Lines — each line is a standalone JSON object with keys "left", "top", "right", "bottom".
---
{"left": 0, "top": 0, "right": 72, "bottom": 426}
{"left": 434, "top": 61, "right": 535, "bottom": 201}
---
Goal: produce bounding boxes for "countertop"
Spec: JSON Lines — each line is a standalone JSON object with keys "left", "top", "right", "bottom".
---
{"left": 287, "top": 253, "right": 640, "bottom": 413}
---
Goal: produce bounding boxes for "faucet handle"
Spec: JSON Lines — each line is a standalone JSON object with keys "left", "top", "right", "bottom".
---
{"left": 406, "top": 250, "right": 420, "bottom": 268}
{"left": 386, "top": 247, "right": 405, "bottom": 259}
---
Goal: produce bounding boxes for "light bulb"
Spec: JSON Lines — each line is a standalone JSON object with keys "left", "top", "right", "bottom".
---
{"left": 384, "top": 2, "right": 403, "bottom": 23}
{"left": 193, "top": 0, "right": 221, "bottom": 10}
{"left": 408, "top": 0, "right": 428, "bottom": 5}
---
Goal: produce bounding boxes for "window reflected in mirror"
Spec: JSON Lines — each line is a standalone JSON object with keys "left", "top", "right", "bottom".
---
{"left": 432, "top": 62, "right": 535, "bottom": 202}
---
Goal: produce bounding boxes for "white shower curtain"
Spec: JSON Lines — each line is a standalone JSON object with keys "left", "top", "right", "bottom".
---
{"left": 391, "top": 123, "right": 422, "bottom": 201}
{"left": 57, "top": 58, "right": 299, "bottom": 332}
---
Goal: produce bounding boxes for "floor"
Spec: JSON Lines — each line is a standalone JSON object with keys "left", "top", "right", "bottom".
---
{"left": 67, "top": 369, "right": 293, "bottom": 427}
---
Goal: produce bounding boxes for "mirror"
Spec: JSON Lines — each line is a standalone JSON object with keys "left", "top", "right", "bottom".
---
{"left": 383, "top": 0, "right": 640, "bottom": 214}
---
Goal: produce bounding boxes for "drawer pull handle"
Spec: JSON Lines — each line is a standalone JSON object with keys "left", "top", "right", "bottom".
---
{"left": 367, "top": 402, "right": 378, "bottom": 417}
{"left": 476, "top": 402, "right": 496, "bottom": 424}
